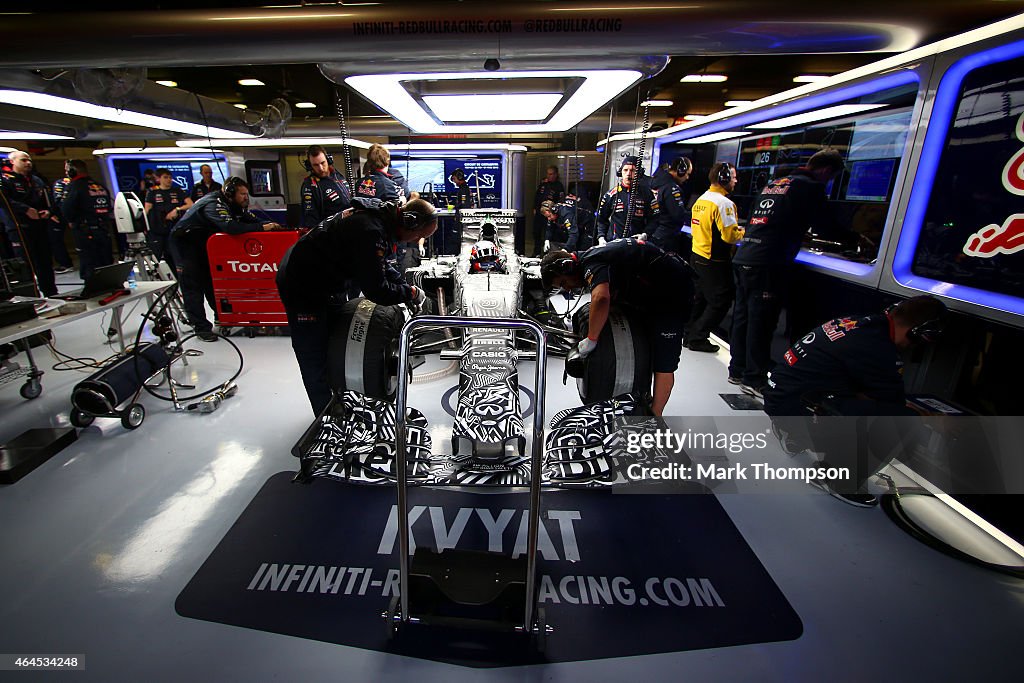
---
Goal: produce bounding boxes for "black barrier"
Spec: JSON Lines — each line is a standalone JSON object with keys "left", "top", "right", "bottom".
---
{"left": 176, "top": 473, "right": 801, "bottom": 667}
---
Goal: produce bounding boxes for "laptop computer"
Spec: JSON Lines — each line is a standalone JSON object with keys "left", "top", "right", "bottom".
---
{"left": 62, "top": 261, "right": 136, "bottom": 300}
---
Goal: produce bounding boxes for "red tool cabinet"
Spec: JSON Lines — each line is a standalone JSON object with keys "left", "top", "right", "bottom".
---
{"left": 207, "top": 231, "right": 300, "bottom": 326}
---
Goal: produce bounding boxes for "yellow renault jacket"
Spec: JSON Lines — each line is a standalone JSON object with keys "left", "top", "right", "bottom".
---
{"left": 690, "top": 186, "right": 744, "bottom": 261}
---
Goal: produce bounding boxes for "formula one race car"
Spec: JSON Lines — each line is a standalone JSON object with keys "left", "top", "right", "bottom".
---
{"left": 293, "top": 210, "right": 665, "bottom": 488}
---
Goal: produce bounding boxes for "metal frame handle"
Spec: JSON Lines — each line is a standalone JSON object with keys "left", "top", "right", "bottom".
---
{"left": 395, "top": 315, "right": 548, "bottom": 630}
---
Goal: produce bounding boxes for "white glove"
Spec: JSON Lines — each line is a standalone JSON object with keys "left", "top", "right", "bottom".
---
{"left": 577, "top": 337, "right": 598, "bottom": 356}
{"left": 635, "top": 232, "right": 648, "bottom": 242}
{"left": 410, "top": 287, "right": 426, "bottom": 308}
{"left": 543, "top": 240, "right": 551, "bottom": 253}
{"left": 418, "top": 244, "right": 426, "bottom": 257}
{"left": 598, "top": 236, "right": 607, "bottom": 246}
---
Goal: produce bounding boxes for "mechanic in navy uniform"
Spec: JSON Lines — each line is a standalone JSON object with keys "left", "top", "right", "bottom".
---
{"left": 541, "top": 238, "right": 693, "bottom": 416}
{"left": 531, "top": 165, "right": 565, "bottom": 256}
{"left": 764, "top": 295, "right": 946, "bottom": 506}
{"left": 170, "top": 177, "right": 281, "bottom": 342}
{"left": 450, "top": 168, "right": 475, "bottom": 210}
{"left": 538, "top": 184, "right": 596, "bottom": 253}
{"left": 276, "top": 198, "right": 438, "bottom": 416}
{"left": 1, "top": 150, "right": 57, "bottom": 296}
{"left": 60, "top": 159, "right": 115, "bottom": 281}
{"left": 596, "top": 155, "right": 659, "bottom": 244}
{"left": 189, "top": 164, "right": 222, "bottom": 202}
{"left": 354, "top": 144, "right": 423, "bottom": 271}
{"left": 299, "top": 144, "right": 352, "bottom": 228}
{"left": 649, "top": 156, "right": 694, "bottom": 254}
{"left": 144, "top": 168, "right": 193, "bottom": 271}
{"left": 48, "top": 170, "right": 76, "bottom": 274}
{"left": 729, "top": 149, "right": 845, "bottom": 395}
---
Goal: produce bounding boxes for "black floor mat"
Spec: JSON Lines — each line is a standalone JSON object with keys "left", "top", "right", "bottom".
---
{"left": 176, "top": 472, "right": 802, "bottom": 667}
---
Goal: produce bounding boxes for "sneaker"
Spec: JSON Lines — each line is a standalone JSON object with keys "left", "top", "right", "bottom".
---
{"left": 196, "top": 331, "right": 219, "bottom": 342}
{"left": 809, "top": 480, "right": 879, "bottom": 508}
{"left": 686, "top": 339, "right": 720, "bottom": 353}
{"left": 770, "top": 421, "right": 803, "bottom": 456}
{"left": 741, "top": 383, "right": 766, "bottom": 399}
{"left": 728, "top": 375, "right": 743, "bottom": 385}
{"left": 54, "top": 265, "right": 75, "bottom": 274}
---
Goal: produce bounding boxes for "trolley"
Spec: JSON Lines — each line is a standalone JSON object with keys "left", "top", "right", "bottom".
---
{"left": 385, "top": 315, "right": 552, "bottom": 650}
{"left": 207, "top": 231, "right": 299, "bottom": 328}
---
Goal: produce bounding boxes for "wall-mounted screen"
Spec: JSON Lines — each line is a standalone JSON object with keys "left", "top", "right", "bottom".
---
{"left": 107, "top": 156, "right": 227, "bottom": 197}
{"left": 844, "top": 158, "right": 896, "bottom": 201}
{"left": 396, "top": 159, "right": 445, "bottom": 195}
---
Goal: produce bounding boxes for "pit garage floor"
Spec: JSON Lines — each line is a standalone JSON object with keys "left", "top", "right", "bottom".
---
{"left": 0, "top": 276, "right": 1021, "bottom": 682}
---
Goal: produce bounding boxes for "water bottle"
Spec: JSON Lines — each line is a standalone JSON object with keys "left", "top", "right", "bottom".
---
{"left": 127, "top": 266, "right": 137, "bottom": 289}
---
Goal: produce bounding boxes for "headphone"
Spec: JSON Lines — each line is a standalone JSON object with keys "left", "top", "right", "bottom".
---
{"left": 222, "top": 176, "right": 246, "bottom": 199}
{"left": 450, "top": 168, "right": 465, "bottom": 182}
{"left": 885, "top": 301, "right": 947, "bottom": 344}
{"left": 716, "top": 162, "right": 735, "bottom": 186}
{"left": 65, "top": 161, "right": 81, "bottom": 180}
{"left": 541, "top": 253, "right": 578, "bottom": 291}
{"left": 669, "top": 157, "right": 693, "bottom": 177}
{"left": 382, "top": 200, "right": 437, "bottom": 231}
{"left": 302, "top": 150, "right": 335, "bottom": 173}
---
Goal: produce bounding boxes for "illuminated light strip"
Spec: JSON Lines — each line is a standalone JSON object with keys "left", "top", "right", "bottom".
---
{"left": 889, "top": 460, "right": 1024, "bottom": 562}
{"left": 93, "top": 148, "right": 225, "bottom": 155}
{"left": 0, "top": 89, "right": 254, "bottom": 139}
{"left": 748, "top": 103, "right": 887, "bottom": 130}
{"left": 345, "top": 70, "right": 642, "bottom": 133}
{"left": 892, "top": 39, "right": 1024, "bottom": 316}
{"left": 670, "top": 130, "right": 749, "bottom": 145}
{"left": 0, "top": 130, "right": 74, "bottom": 140}
{"left": 422, "top": 93, "right": 562, "bottom": 122}
{"left": 177, "top": 136, "right": 372, "bottom": 149}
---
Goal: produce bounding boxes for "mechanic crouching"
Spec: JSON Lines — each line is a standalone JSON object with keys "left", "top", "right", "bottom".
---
{"left": 276, "top": 198, "right": 438, "bottom": 416}
{"left": 541, "top": 238, "right": 693, "bottom": 416}
{"left": 765, "top": 295, "right": 947, "bottom": 507}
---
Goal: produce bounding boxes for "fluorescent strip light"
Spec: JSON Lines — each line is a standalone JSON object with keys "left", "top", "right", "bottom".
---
{"left": 0, "top": 130, "right": 74, "bottom": 140}
{"left": 345, "top": 70, "right": 642, "bottom": 133}
{"left": 641, "top": 100, "right": 673, "bottom": 107}
{"left": 748, "top": 103, "right": 886, "bottom": 129}
{"left": 294, "top": 102, "right": 317, "bottom": 109}
{"left": 674, "top": 130, "right": 749, "bottom": 144}
{"left": 0, "top": 89, "right": 254, "bottom": 139}
{"left": 681, "top": 74, "right": 727, "bottom": 83}
{"left": 154, "top": 80, "right": 178, "bottom": 88}
{"left": 234, "top": 103, "right": 247, "bottom": 109}
{"left": 93, "top": 148, "right": 224, "bottom": 155}
{"left": 177, "top": 136, "right": 372, "bottom": 149}
{"left": 793, "top": 75, "right": 830, "bottom": 83}
{"left": 682, "top": 114, "right": 707, "bottom": 121}
{"left": 422, "top": 93, "right": 562, "bottom": 122}
{"left": 724, "top": 100, "right": 752, "bottom": 107}
{"left": 238, "top": 79, "right": 265, "bottom": 86}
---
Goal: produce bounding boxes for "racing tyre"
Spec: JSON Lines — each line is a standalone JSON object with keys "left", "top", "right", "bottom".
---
{"left": 572, "top": 304, "right": 652, "bottom": 403}
{"left": 328, "top": 298, "right": 405, "bottom": 401}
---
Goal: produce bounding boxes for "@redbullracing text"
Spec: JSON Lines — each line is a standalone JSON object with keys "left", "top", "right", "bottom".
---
{"left": 246, "top": 563, "right": 724, "bottom": 608}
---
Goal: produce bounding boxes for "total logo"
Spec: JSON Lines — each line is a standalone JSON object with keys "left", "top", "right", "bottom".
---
{"left": 227, "top": 260, "right": 278, "bottom": 273}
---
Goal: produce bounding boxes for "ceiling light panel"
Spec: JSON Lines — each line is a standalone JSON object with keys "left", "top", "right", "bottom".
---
{"left": 748, "top": 103, "right": 887, "bottom": 129}
{"left": 641, "top": 100, "right": 673, "bottom": 107}
{"left": 346, "top": 70, "right": 642, "bottom": 133}
{"left": 294, "top": 102, "right": 317, "bottom": 109}
{"left": 422, "top": 94, "right": 562, "bottom": 122}
{"left": 0, "top": 90, "right": 254, "bottom": 139}
{"left": 793, "top": 75, "right": 830, "bottom": 83}
{"left": 155, "top": 80, "right": 178, "bottom": 88}
{"left": 238, "top": 79, "right": 265, "bottom": 86}
{"left": 673, "top": 130, "right": 750, "bottom": 144}
{"left": 680, "top": 74, "right": 728, "bottom": 83}
{"left": 725, "top": 100, "right": 752, "bottom": 107}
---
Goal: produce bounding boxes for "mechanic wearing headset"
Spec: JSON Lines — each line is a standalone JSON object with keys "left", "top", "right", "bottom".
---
{"left": 276, "top": 198, "right": 438, "bottom": 416}
{"left": 170, "top": 177, "right": 281, "bottom": 342}
{"left": 355, "top": 143, "right": 424, "bottom": 269}
{"left": 685, "top": 162, "right": 744, "bottom": 353}
{"left": 597, "top": 155, "right": 659, "bottom": 244}
{"left": 300, "top": 144, "right": 352, "bottom": 229}
{"left": 765, "top": 295, "right": 947, "bottom": 506}
{"left": 450, "top": 168, "right": 475, "bottom": 211}
{"left": 60, "top": 159, "right": 115, "bottom": 281}
{"left": 729, "top": 148, "right": 845, "bottom": 396}
{"left": 649, "top": 156, "right": 694, "bottom": 254}
{"left": 538, "top": 182, "right": 596, "bottom": 254}
{"left": 541, "top": 238, "right": 693, "bottom": 416}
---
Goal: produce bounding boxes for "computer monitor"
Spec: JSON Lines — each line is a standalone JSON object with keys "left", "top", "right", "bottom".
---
{"left": 845, "top": 158, "right": 896, "bottom": 202}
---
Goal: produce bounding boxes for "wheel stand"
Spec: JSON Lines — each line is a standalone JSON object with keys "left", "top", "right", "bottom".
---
{"left": 385, "top": 316, "right": 552, "bottom": 651}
